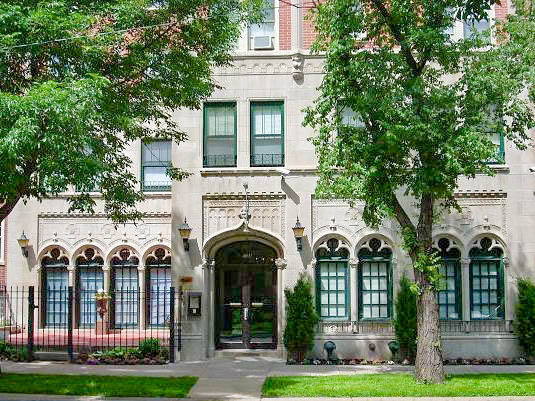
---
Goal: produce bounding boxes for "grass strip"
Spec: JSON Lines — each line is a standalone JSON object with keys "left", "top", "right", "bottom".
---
{"left": 263, "top": 373, "right": 535, "bottom": 397}
{"left": 0, "top": 373, "right": 197, "bottom": 398}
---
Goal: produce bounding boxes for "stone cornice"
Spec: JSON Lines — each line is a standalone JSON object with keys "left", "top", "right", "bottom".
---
{"left": 454, "top": 190, "right": 507, "bottom": 199}
{"left": 38, "top": 212, "right": 171, "bottom": 219}
{"left": 203, "top": 192, "right": 285, "bottom": 200}
{"left": 200, "top": 167, "right": 318, "bottom": 176}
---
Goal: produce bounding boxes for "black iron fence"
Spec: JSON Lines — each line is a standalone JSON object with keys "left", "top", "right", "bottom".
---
{"left": 0, "top": 286, "right": 182, "bottom": 362}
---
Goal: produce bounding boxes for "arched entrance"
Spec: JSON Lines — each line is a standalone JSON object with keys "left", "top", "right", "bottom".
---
{"left": 214, "top": 241, "right": 277, "bottom": 349}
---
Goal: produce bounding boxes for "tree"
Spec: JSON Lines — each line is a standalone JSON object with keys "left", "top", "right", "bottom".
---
{"left": 393, "top": 275, "right": 418, "bottom": 362}
{"left": 0, "top": 0, "right": 259, "bottom": 223}
{"left": 305, "top": 0, "right": 535, "bottom": 383}
{"left": 283, "top": 273, "right": 319, "bottom": 362}
{"left": 514, "top": 278, "right": 535, "bottom": 358}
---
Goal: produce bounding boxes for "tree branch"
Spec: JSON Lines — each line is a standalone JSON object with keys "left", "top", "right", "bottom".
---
{"left": 369, "top": 0, "right": 420, "bottom": 76}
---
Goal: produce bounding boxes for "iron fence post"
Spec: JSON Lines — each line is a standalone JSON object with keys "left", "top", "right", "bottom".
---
{"left": 67, "top": 286, "right": 73, "bottom": 361}
{"left": 27, "top": 286, "right": 34, "bottom": 361}
{"left": 169, "top": 286, "right": 175, "bottom": 363}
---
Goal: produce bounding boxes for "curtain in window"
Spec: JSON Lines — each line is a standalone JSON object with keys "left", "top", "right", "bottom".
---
{"left": 142, "top": 141, "right": 172, "bottom": 191}
{"left": 204, "top": 103, "right": 237, "bottom": 167}
{"left": 251, "top": 102, "right": 284, "bottom": 166}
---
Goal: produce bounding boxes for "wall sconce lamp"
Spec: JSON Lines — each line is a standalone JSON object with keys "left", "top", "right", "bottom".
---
{"left": 17, "top": 231, "right": 30, "bottom": 257}
{"left": 178, "top": 218, "right": 192, "bottom": 251}
{"left": 292, "top": 217, "right": 305, "bottom": 251}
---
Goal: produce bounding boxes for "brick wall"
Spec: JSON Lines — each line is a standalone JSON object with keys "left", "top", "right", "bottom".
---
{"left": 495, "top": 0, "right": 508, "bottom": 21}
{"left": 302, "top": 6, "right": 317, "bottom": 49}
{"left": 279, "top": 0, "right": 292, "bottom": 50}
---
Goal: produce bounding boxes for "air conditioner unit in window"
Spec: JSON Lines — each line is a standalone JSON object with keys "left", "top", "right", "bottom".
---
{"left": 253, "top": 36, "right": 273, "bottom": 50}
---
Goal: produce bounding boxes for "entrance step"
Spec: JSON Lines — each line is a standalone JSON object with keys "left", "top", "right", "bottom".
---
{"left": 34, "top": 351, "right": 77, "bottom": 361}
{"left": 214, "top": 348, "right": 282, "bottom": 359}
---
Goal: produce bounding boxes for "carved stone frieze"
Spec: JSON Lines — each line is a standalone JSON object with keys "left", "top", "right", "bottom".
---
{"left": 202, "top": 194, "right": 286, "bottom": 241}
{"left": 37, "top": 215, "right": 172, "bottom": 256}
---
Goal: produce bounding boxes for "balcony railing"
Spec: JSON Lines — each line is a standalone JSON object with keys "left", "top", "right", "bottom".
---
{"left": 250, "top": 153, "right": 284, "bottom": 167}
{"left": 203, "top": 154, "right": 237, "bottom": 168}
{"left": 317, "top": 320, "right": 514, "bottom": 335}
{"left": 142, "top": 181, "right": 171, "bottom": 192}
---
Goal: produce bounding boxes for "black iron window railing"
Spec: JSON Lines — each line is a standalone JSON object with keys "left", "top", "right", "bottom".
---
{"left": 250, "top": 153, "right": 284, "bottom": 167}
{"left": 141, "top": 180, "right": 172, "bottom": 192}
{"left": 203, "top": 154, "right": 237, "bottom": 168}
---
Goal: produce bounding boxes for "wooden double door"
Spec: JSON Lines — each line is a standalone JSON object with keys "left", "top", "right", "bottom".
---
{"left": 216, "top": 265, "right": 277, "bottom": 349}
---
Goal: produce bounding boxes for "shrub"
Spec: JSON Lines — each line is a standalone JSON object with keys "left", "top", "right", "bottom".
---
{"left": 393, "top": 274, "right": 417, "bottom": 362}
{"left": 283, "top": 273, "right": 319, "bottom": 362}
{"left": 514, "top": 278, "right": 535, "bottom": 357}
{"left": 138, "top": 338, "right": 161, "bottom": 357}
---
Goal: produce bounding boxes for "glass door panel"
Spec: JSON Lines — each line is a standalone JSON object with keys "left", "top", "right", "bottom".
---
{"left": 79, "top": 267, "right": 104, "bottom": 327}
{"left": 219, "top": 270, "right": 244, "bottom": 347}
{"left": 248, "top": 269, "right": 275, "bottom": 348}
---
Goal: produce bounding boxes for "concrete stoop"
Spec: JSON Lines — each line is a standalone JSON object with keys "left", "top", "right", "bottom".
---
{"left": 214, "top": 349, "right": 282, "bottom": 360}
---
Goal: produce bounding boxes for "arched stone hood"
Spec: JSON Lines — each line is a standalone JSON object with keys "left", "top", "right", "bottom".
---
{"left": 203, "top": 220, "right": 285, "bottom": 259}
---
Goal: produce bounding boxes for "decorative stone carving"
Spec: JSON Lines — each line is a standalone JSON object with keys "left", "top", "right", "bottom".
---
{"left": 275, "top": 258, "right": 288, "bottom": 270}
{"left": 308, "top": 258, "right": 317, "bottom": 269}
{"left": 202, "top": 258, "right": 215, "bottom": 271}
{"left": 349, "top": 257, "right": 359, "bottom": 268}
{"left": 203, "top": 194, "right": 285, "bottom": 241}
{"left": 291, "top": 52, "right": 304, "bottom": 80}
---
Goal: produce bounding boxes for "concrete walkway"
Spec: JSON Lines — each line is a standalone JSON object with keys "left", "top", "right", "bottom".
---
{"left": 3, "top": 358, "right": 535, "bottom": 400}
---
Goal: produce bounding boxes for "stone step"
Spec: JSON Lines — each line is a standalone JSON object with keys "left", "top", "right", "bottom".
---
{"left": 34, "top": 351, "right": 77, "bottom": 361}
{"left": 214, "top": 349, "right": 282, "bottom": 359}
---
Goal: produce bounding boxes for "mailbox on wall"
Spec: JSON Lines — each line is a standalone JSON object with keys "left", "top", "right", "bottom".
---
{"left": 188, "top": 292, "right": 202, "bottom": 317}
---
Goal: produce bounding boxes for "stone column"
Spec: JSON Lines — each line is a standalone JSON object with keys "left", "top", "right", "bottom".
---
{"left": 461, "top": 258, "right": 471, "bottom": 323}
{"left": 103, "top": 265, "right": 111, "bottom": 292}
{"left": 202, "top": 258, "right": 215, "bottom": 358}
{"left": 349, "top": 257, "right": 359, "bottom": 322}
{"left": 138, "top": 263, "right": 146, "bottom": 329}
{"left": 275, "top": 258, "right": 288, "bottom": 354}
{"left": 503, "top": 257, "right": 510, "bottom": 320}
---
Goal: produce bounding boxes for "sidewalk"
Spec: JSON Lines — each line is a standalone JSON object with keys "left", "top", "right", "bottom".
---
{"left": 3, "top": 358, "right": 535, "bottom": 400}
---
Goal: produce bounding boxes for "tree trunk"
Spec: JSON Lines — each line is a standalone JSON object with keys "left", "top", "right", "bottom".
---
{"left": 415, "top": 285, "right": 445, "bottom": 383}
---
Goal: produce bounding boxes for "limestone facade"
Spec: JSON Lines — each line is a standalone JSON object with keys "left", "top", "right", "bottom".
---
{"left": 4, "top": 0, "right": 535, "bottom": 361}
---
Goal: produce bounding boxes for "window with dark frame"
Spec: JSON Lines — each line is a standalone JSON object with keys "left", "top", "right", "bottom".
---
{"left": 76, "top": 248, "right": 104, "bottom": 328}
{"left": 146, "top": 248, "right": 172, "bottom": 327}
{"left": 203, "top": 103, "right": 237, "bottom": 167}
{"left": 250, "top": 101, "right": 284, "bottom": 167}
{"left": 141, "top": 140, "right": 172, "bottom": 192}
{"left": 469, "top": 237, "right": 505, "bottom": 320}
{"left": 111, "top": 248, "right": 140, "bottom": 328}
{"left": 358, "top": 238, "right": 392, "bottom": 320}
{"left": 41, "top": 248, "right": 70, "bottom": 328}
{"left": 433, "top": 238, "right": 462, "bottom": 320}
{"left": 315, "top": 238, "right": 350, "bottom": 320}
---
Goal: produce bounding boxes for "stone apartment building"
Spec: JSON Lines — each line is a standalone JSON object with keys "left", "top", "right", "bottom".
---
{"left": 4, "top": 0, "right": 535, "bottom": 361}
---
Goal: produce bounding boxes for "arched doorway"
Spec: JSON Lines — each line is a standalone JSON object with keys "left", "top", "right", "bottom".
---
{"left": 215, "top": 241, "right": 277, "bottom": 349}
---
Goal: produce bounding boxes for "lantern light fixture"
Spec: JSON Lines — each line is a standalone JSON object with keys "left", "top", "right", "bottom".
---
{"left": 17, "top": 231, "right": 30, "bottom": 257}
{"left": 178, "top": 218, "right": 192, "bottom": 251}
{"left": 292, "top": 217, "right": 305, "bottom": 251}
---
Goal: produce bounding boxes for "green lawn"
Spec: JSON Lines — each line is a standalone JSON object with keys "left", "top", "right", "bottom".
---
{"left": 263, "top": 373, "right": 535, "bottom": 397}
{"left": 0, "top": 373, "right": 197, "bottom": 398}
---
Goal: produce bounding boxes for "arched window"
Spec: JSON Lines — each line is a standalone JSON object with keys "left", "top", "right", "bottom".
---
{"left": 433, "top": 238, "right": 461, "bottom": 320}
{"left": 358, "top": 238, "right": 392, "bottom": 320}
{"left": 315, "top": 238, "right": 350, "bottom": 320}
{"left": 469, "top": 237, "right": 505, "bottom": 320}
{"left": 75, "top": 248, "right": 104, "bottom": 327}
{"left": 146, "top": 248, "right": 172, "bottom": 327}
{"left": 41, "top": 248, "right": 69, "bottom": 328}
{"left": 111, "top": 248, "right": 139, "bottom": 328}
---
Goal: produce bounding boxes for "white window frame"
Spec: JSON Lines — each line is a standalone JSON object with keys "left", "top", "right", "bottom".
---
{"left": 447, "top": 6, "right": 496, "bottom": 42}
{"left": 240, "top": 0, "right": 279, "bottom": 52}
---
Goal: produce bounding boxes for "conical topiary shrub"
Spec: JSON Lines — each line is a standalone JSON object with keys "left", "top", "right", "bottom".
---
{"left": 393, "top": 274, "right": 417, "bottom": 362}
{"left": 514, "top": 278, "right": 535, "bottom": 359}
{"left": 283, "top": 273, "right": 319, "bottom": 362}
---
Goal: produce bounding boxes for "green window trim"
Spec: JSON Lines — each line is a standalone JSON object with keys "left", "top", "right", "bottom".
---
{"left": 315, "top": 259, "right": 350, "bottom": 320}
{"left": 358, "top": 257, "right": 393, "bottom": 321}
{"left": 250, "top": 101, "right": 284, "bottom": 167}
{"left": 485, "top": 132, "right": 505, "bottom": 165}
{"left": 469, "top": 256, "right": 505, "bottom": 320}
{"left": 203, "top": 102, "right": 237, "bottom": 168}
{"left": 141, "top": 140, "right": 172, "bottom": 192}
{"left": 438, "top": 258, "right": 462, "bottom": 320}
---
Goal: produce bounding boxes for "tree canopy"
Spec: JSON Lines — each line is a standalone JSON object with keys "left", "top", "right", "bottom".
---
{"left": 305, "top": 0, "right": 535, "bottom": 383}
{"left": 0, "top": 0, "right": 259, "bottom": 223}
